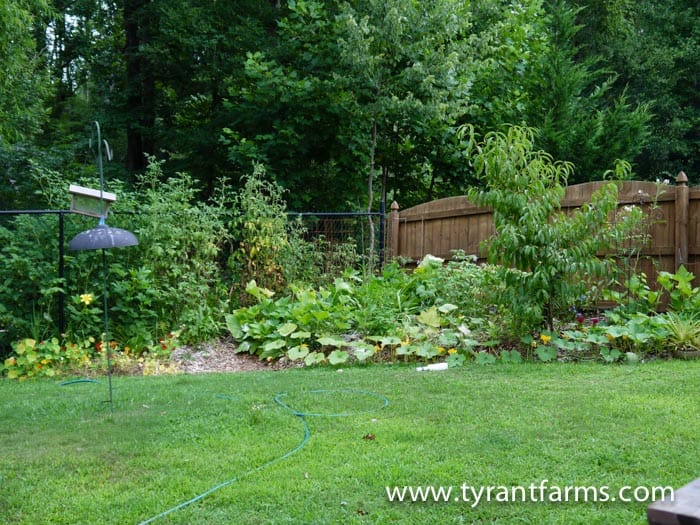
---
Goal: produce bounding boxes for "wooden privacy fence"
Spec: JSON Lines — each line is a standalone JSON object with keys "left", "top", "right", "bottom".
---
{"left": 387, "top": 172, "right": 700, "bottom": 283}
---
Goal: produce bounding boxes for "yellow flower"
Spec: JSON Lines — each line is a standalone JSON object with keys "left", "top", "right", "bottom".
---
{"left": 540, "top": 334, "right": 552, "bottom": 345}
{"left": 79, "top": 293, "right": 94, "bottom": 306}
{"left": 437, "top": 346, "right": 446, "bottom": 355}
{"left": 447, "top": 348, "right": 457, "bottom": 355}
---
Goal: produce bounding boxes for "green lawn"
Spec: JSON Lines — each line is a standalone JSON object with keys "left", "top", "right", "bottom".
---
{"left": 1, "top": 361, "right": 699, "bottom": 524}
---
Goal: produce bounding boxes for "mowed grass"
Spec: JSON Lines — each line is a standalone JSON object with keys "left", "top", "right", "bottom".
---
{"left": 1, "top": 360, "right": 699, "bottom": 524}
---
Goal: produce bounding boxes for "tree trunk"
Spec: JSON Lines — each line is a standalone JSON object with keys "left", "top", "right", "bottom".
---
{"left": 367, "top": 117, "right": 377, "bottom": 269}
{"left": 124, "top": 0, "right": 153, "bottom": 172}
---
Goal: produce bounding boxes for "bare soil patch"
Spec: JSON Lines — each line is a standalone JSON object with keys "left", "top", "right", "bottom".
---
{"left": 170, "top": 339, "right": 298, "bottom": 374}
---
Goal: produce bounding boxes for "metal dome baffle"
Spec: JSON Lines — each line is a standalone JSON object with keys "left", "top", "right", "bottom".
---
{"left": 68, "top": 121, "right": 138, "bottom": 412}
{"left": 68, "top": 219, "right": 138, "bottom": 251}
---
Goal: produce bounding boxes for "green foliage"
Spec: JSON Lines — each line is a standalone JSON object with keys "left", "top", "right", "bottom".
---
{"left": 606, "top": 266, "right": 700, "bottom": 316}
{"left": 108, "top": 156, "right": 230, "bottom": 345}
{"left": 0, "top": 0, "right": 51, "bottom": 145}
{"left": 0, "top": 214, "right": 64, "bottom": 344}
{"left": 594, "top": 265, "right": 700, "bottom": 359}
{"left": 560, "top": 312, "right": 668, "bottom": 362}
{"left": 225, "top": 279, "right": 357, "bottom": 364}
{"left": 658, "top": 312, "right": 700, "bottom": 352}
{"left": 228, "top": 164, "right": 295, "bottom": 302}
{"left": 466, "top": 125, "right": 639, "bottom": 333}
{"left": 0, "top": 336, "right": 108, "bottom": 380}
{"left": 2, "top": 338, "right": 64, "bottom": 380}
{"left": 603, "top": 273, "right": 662, "bottom": 315}
{"left": 604, "top": 1, "right": 700, "bottom": 181}
{"left": 1, "top": 330, "right": 183, "bottom": 380}
{"left": 0, "top": 155, "right": 233, "bottom": 353}
{"left": 657, "top": 266, "right": 700, "bottom": 313}
{"left": 2, "top": 0, "right": 697, "bottom": 211}
{"left": 227, "top": 255, "right": 496, "bottom": 367}
{"left": 531, "top": 0, "right": 650, "bottom": 182}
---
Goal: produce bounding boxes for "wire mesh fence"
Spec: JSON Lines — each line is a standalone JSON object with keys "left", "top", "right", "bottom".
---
{"left": 288, "top": 211, "right": 386, "bottom": 267}
{"left": 0, "top": 209, "right": 386, "bottom": 354}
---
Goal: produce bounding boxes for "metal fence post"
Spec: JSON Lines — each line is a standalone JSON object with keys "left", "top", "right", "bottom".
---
{"left": 58, "top": 211, "right": 66, "bottom": 335}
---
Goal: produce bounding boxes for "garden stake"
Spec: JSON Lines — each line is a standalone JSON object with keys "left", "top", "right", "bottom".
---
{"left": 67, "top": 121, "right": 138, "bottom": 411}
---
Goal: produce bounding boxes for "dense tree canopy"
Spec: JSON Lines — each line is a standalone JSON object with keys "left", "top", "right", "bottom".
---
{"left": 1, "top": 0, "right": 698, "bottom": 212}
{"left": 0, "top": 0, "right": 51, "bottom": 145}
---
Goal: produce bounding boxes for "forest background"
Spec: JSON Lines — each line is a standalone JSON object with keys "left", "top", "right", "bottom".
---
{"left": 1, "top": 0, "right": 699, "bottom": 212}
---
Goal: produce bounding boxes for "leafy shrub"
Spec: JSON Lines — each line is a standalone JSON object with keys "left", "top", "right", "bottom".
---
{"left": 227, "top": 166, "right": 365, "bottom": 303}
{"left": 0, "top": 214, "right": 64, "bottom": 345}
{"left": 114, "top": 156, "right": 231, "bottom": 345}
{"left": 0, "top": 155, "right": 233, "bottom": 354}
{"left": 465, "top": 125, "right": 643, "bottom": 334}
{"left": 604, "top": 266, "right": 700, "bottom": 317}
{"left": 228, "top": 164, "right": 292, "bottom": 303}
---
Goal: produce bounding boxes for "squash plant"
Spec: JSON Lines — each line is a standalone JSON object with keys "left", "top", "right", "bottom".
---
{"left": 225, "top": 279, "right": 357, "bottom": 363}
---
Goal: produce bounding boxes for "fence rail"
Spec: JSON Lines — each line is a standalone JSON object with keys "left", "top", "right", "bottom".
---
{"left": 387, "top": 173, "right": 697, "bottom": 284}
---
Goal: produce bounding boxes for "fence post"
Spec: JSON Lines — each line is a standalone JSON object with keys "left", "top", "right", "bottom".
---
{"left": 58, "top": 212, "right": 66, "bottom": 335}
{"left": 389, "top": 201, "right": 400, "bottom": 259}
{"left": 675, "top": 171, "right": 689, "bottom": 270}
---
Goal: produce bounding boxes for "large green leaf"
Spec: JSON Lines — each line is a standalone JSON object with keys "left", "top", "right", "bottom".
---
{"left": 417, "top": 306, "right": 441, "bottom": 328}
{"left": 304, "top": 352, "right": 326, "bottom": 366}
{"left": 535, "top": 345, "right": 557, "bottom": 362}
{"left": 245, "top": 280, "right": 275, "bottom": 301}
{"left": 317, "top": 335, "right": 346, "bottom": 348}
{"left": 262, "top": 339, "right": 286, "bottom": 353}
{"left": 437, "top": 303, "right": 458, "bottom": 314}
{"left": 328, "top": 350, "right": 349, "bottom": 365}
{"left": 287, "top": 345, "right": 309, "bottom": 361}
{"left": 351, "top": 342, "right": 375, "bottom": 362}
{"left": 277, "top": 322, "right": 298, "bottom": 337}
{"left": 416, "top": 343, "right": 439, "bottom": 359}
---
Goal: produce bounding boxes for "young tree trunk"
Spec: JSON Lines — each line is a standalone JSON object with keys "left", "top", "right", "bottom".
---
{"left": 367, "top": 117, "right": 377, "bottom": 269}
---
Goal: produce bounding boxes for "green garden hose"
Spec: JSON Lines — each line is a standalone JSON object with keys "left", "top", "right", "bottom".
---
{"left": 59, "top": 378, "right": 101, "bottom": 385}
{"left": 134, "top": 388, "right": 389, "bottom": 524}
